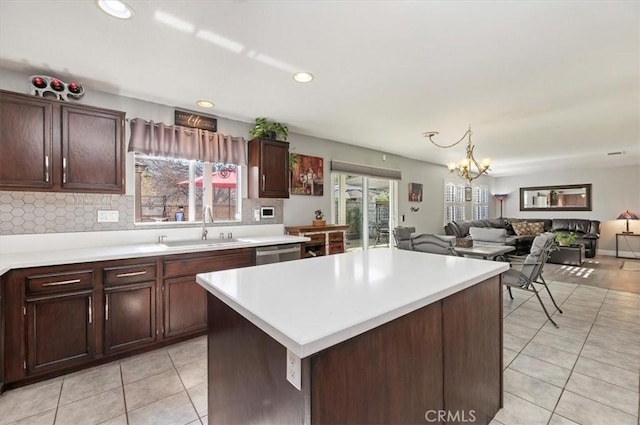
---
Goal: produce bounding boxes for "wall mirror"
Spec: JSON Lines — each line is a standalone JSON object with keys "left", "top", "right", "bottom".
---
{"left": 520, "top": 184, "right": 592, "bottom": 211}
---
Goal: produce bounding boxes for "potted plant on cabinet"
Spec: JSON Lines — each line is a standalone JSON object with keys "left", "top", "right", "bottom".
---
{"left": 249, "top": 117, "right": 288, "bottom": 141}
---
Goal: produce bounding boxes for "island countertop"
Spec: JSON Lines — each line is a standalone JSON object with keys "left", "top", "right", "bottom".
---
{"left": 197, "top": 248, "right": 508, "bottom": 358}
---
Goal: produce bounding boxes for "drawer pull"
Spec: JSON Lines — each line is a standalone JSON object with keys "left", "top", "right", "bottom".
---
{"left": 45, "top": 155, "right": 49, "bottom": 182}
{"left": 63, "top": 157, "right": 67, "bottom": 184}
{"left": 105, "top": 294, "right": 109, "bottom": 321}
{"left": 116, "top": 271, "right": 147, "bottom": 278}
{"left": 262, "top": 174, "right": 265, "bottom": 191}
{"left": 88, "top": 296, "right": 93, "bottom": 324}
{"left": 42, "top": 278, "right": 81, "bottom": 287}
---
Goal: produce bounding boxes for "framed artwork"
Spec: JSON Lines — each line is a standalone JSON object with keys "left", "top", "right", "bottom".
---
{"left": 465, "top": 186, "right": 472, "bottom": 202}
{"left": 409, "top": 183, "right": 423, "bottom": 202}
{"left": 290, "top": 153, "right": 324, "bottom": 196}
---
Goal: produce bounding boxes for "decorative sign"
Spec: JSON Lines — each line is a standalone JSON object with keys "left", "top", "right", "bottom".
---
{"left": 175, "top": 110, "right": 217, "bottom": 131}
{"left": 290, "top": 153, "right": 324, "bottom": 196}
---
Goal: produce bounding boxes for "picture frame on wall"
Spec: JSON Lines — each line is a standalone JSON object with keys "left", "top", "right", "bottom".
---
{"left": 465, "top": 186, "right": 472, "bottom": 202}
{"left": 290, "top": 153, "right": 324, "bottom": 196}
{"left": 409, "top": 183, "right": 423, "bottom": 202}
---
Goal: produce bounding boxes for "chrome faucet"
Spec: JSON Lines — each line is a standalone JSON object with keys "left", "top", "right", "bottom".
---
{"left": 202, "top": 205, "right": 214, "bottom": 240}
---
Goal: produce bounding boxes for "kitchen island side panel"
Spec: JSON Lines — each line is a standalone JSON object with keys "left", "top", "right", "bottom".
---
{"left": 310, "top": 299, "right": 444, "bottom": 425}
{"left": 443, "top": 275, "right": 502, "bottom": 425}
{"left": 206, "top": 274, "right": 502, "bottom": 425}
{"left": 207, "top": 295, "right": 311, "bottom": 425}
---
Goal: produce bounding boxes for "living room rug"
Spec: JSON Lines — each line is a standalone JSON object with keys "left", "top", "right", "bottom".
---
{"left": 622, "top": 260, "right": 640, "bottom": 271}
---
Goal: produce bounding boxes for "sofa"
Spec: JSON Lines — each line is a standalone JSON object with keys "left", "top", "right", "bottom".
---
{"left": 444, "top": 218, "right": 600, "bottom": 257}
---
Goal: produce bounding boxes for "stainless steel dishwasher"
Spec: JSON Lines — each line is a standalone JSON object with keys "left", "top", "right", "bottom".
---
{"left": 255, "top": 243, "right": 302, "bottom": 265}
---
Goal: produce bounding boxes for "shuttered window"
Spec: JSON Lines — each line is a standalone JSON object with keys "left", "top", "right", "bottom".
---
{"left": 472, "top": 185, "right": 489, "bottom": 220}
{"left": 444, "top": 181, "right": 466, "bottom": 223}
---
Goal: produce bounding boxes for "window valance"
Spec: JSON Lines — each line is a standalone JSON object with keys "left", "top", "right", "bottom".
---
{"left": 128, "top": 118, "right": 247, "bottom": 166}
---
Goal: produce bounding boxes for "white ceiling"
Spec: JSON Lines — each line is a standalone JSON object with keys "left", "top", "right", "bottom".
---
{"left": 1, "top": 1, "right": 638, "bottom": 177}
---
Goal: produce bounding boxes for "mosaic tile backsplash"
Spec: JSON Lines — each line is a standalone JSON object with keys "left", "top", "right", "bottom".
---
{"left": 0, "top": 191, "right": 283, "bottom": 235}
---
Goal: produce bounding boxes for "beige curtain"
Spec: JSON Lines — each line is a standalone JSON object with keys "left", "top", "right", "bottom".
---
{"left": 128, "top": 118, "right": 247, "bottom": 166}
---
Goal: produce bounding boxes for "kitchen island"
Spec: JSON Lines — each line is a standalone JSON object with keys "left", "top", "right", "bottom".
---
{"left": 197, "top": 248, "right": 509, "bottom": 425}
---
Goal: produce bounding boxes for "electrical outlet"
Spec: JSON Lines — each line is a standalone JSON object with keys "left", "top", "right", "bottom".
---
{"left": 97, "top": 210, "right": 119, "bottom": 223}
{"left": 286, "top": 349, "right": 301, "bottom": 390}
{"left": 253, "top": 209, "right": 260, "bottom": 222}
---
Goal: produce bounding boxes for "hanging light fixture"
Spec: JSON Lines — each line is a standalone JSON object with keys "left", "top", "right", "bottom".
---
{"left": 424, "top": 126, "right": 491, "bottom": 183}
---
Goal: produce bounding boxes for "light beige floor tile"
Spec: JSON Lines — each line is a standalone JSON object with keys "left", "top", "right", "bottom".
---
{"left": 200, "top": 416, "right": 208, "bottom": 425}
{"left": 187, "top": 383, "right": 208, "bottom": 418}
{"left": 55, "top": 387, "right": 125, "bottom": 425}
{"left": 120, "top": 349, "right": 173, "bottom": 384}
{"left": 539, "top": 321, "right": 589, "bottom": 341}
{"left": 489, "top": 418, "right": 505, "bottom": 425}
{"left": 0, "top": 378, "right": 61, "bottom": 425}
{"left": 555, "top": 391, "right": 637, "bottom": 425}
{"left": 97, "top": 414, "right": 128, "bottom": 425}
{"left": 167, "top": 337, "right": 207, "bottom": 367}
{"left": 580, "top": 343, "right": 640, "bottom": 372}
{"left": 504, "top": 333, "right": 532, "bottom": 352}
{"left": 597, "top": 308, "right": 640, "bottom": 325}
{"left": 493, "top": 392, "right": 552, "bottom": 425}
{"left": 509, "top": 354, "right": 571, "bottom": 387}
{"left": 592, "top": 324, "right": 640, "bottom": 345}
{"left": 503, "top": 369, "right": 562, "bottom": 411}
{"left": 186, "top": 420, "right": 202, "bottom": 425}
{"left": 586, "top": 328, "right": 640, "bottom": 356}
{"left": 574, "top": 356, "right": 639, "bottom": 392}
{"left": 561, "top": 299, "right": 602, "bottom": 311}
{"left": 124, "top": 368, "right": 184, "bottom": 412}
{"left": 602, "top": 296, "right": 640, "bottom": 310}
{"left": 504, "top": 314, "right": 545, "bottom": 332}
{"left": 177, "top": 359, "right": 207, "bottom": 389}
{"left": 606, "top": 289, "right": 640, "bottom": 300}
{"left": 60, "top": 362, "right": 122, "bottom": 405}
{"left": 503, "top": 348, "right": 518, "bottom": 369}
{"left": 594, "top": 315, "right": 640, "bottom": 334}
{"left": 548, "top": 414, "right": 580, "bottom": 425}
{"left": 530, "top": 331, "right": 584, "bottom": 354}
{"left": 5, "top": 409, "right": 55, "bottom": 425}
{"left": 565, "top": 372, "right": 639, "bottom": 416}
{"left": 521, "top": 342, "right": 578, "bottom": 370}
{"left": 544, "top": 315, "right": 592, "bottom": 332}
{"left": 504, "top": 321, "right": 540, "bottom": 339}
{"left": 555, "top": 308, "right": 598, "bottom": 323}
{"left": 128, "top": 391, "right": 198, "bottom": 425}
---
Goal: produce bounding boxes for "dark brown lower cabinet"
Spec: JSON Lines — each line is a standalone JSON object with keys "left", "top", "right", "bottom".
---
{"left": 0, "top": 247, "right": 256, "bottom": 391}
{"left": 26, "top": 291, "right": 94, "bottom": 375}
{"left": 163, "top": 276, "right": 207, "bottom": 338}
{"left": 104, "top": 282, "right": 156, "bottom": 354}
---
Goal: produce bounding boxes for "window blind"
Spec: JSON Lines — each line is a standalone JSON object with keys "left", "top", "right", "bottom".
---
{"left": 330, "top": 160, "right": 402, "bottom": 180}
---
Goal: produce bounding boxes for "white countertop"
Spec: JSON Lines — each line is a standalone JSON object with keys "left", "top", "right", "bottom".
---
{"left": 196, "top": 248, "right": 509, "bottom": 358}
{"left": 0, "top": 235, "right": 307, "bottom": 276}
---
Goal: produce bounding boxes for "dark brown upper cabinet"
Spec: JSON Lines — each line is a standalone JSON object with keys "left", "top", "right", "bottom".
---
{"left": 248, "top": 138, "right": 290, "bottom": 198}
{"left": 0, "top": 90, "right": 125, "bottom": 194}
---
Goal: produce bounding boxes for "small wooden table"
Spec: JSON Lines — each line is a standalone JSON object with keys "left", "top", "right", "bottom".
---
{"left": 455, "top": 244, "right": 516, "bottom": 260}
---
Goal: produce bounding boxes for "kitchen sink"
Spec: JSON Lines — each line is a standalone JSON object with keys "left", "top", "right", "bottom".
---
{"left": 159, "top": 238, "right": 244, "bottom": 248}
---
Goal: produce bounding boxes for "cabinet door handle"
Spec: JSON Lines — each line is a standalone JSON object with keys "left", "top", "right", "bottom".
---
{"left": 88, "top": 296, "right": 93, "bottom": 324}
{"left": 42, "top": 278, "right": 81, "bottom": 287}
{"left": 45, "top": 155, "right": 49, "bottom": 182}
{"left": 62, "top": 157, "right": 67, "bottom": 183}
{"left": 262, "top": 174, "right": 265, "bottom": 191}
{"left": 105, "top": 294, "right": 109, "bottom": 321}
{"left": 116, "top": 271, "right": 147, "bottom": 278}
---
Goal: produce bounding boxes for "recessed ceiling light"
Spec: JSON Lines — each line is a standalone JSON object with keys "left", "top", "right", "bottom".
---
{"left": 293, "top": 72, "right": 314, "bottom": 83}
{"left": 196, "top": 100, "right": 215, "bottom": 108}
{"left": 96, "top": 0, "right": 134, "bottom": 19}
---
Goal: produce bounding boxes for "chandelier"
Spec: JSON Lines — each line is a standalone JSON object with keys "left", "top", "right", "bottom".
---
{"left": 423, "top": 126, "right": 491, "bottom": 183}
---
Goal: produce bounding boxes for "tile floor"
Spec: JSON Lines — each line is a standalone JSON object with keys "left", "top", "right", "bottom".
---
{"left": 0, "top": 259, "right": 638, "bottom": 425}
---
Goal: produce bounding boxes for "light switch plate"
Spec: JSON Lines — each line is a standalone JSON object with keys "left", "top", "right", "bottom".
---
{"left": 286, "top": 349, "right": 301, "bottom": 390}
{"left": 97, "top": 210, "right": 119, "bottom": 223}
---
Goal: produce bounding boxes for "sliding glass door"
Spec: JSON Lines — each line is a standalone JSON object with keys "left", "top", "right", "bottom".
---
{"left": 333, "top": 173, "right": 396, "bottom": 251}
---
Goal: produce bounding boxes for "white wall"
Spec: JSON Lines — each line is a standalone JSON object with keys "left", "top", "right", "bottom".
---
{"left": 1, "top": 68, "right": 476, "bottom": 236}
{"left": 494, "top": 166, "right": 640, "bottom": 254}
